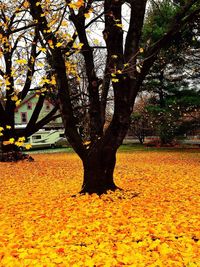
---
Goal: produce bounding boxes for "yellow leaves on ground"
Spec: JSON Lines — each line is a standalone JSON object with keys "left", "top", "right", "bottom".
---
{"left": 0, "top": 151, "right": 200, "bottom": 266}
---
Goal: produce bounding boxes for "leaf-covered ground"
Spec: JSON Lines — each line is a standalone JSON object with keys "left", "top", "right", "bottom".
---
{"left": 0, "top": 150, "right": 200, "bottom": 267}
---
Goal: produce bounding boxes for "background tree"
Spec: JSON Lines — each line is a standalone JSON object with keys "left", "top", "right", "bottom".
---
{"left": 0, "top": 1, "right": 60, "bottom": 160}
{"left": 129, "top": 95, "right": 153, "bottom": 144}
{"left": 136, "top": 0, "right": 200, "bottom": 145}
{"left": 146, "top": 87, "right": 200, "bottom": 144}
{"left": 27, "top": 0, "right": 200, "bottom": 193}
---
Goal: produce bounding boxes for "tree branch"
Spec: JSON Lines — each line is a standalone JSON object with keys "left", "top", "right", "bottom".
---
{"left": 20, "top": 28, "right": 39, "bottom": 100}
{"left": 29, "top": 0, "right": 86, "bottom": 158}
{"left": 70, "top": 7, "right": 103, "bottom": 139}
{"left": 24, "top": 107, "right": 60, "bottom": 137}
{"left": 25, "top": 93, "right": 46, "bottom": 134}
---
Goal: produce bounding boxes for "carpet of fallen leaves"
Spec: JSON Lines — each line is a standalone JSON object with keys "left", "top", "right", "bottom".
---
{"left": 0, "top": 150, "right": 200, "bottom": 267}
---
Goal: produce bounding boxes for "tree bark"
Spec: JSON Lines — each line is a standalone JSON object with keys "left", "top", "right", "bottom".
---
{"left": 80, "top": 145, "right": 119, "bottom": 194}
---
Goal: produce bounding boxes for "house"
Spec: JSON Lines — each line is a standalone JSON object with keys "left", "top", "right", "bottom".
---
{"left": 15, "top": 93, "right": 63, "bottom": 129}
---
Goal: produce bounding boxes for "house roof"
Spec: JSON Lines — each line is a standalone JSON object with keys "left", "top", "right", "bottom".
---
{"left": 16, "top": 93, "right": 37, "bottom": 109}
{"left": 15, "top": 92, "right": 55, "bottom": 111}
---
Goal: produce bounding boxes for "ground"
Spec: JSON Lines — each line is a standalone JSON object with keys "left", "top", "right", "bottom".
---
{"left": 0, "top": 148, "right": 200, "bottom": 266}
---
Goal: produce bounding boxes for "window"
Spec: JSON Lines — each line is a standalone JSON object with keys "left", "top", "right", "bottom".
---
{"left": 32, "top": 135, "right": 42, "bottom": 140}
{"left": 46, "top": 103, "right": 50, "bottom": 110}
{"left": 27, "top": 102, "right": 32, "bottom": 110}
{"left": 21, "top": 112, "right": 27, "bottom": 123}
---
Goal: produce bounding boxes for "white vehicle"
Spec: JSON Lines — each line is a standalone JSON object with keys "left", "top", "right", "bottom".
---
{"left": 26, "top": 129, "right": 68, "bottom": 149}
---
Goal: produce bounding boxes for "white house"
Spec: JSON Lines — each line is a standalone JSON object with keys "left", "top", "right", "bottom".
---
{"left": 14, "top": 93, "right": 63, "bottom": 129}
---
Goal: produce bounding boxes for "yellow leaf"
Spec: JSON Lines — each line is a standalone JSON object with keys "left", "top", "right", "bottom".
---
{"left": 159, "top": 243, "right": 171, "bottom": 255}
{"left": 61, "top": 21, "right": 68, "bottom": 27}
{"left": 38, "top": 47, "right": 46, "bottom": 52}
{"left": 11, "top": 95, "right": 18, "bottom": 102}
{"left": 23, "top": 1, "right": 29, "bottom": 8}
{"left": 3, "top": 141, "right": 10, "bottom": 145}
{"left": 84, "top": 13, "right": 91, "bottom": 19}
{"left": 112, "top": 78, "right": 119, "bottom": 83}
{"left": 37, "top": 62, "right": 44, "bottom": 67}
{"left": 69, "top": 0, "right": 84, "bottom": 9}
{"left": 117, "top": 70, "right": 122, "bottom": 74}
{"left": 18, "top": 137, "right": 25, "bottom": 142}
{"left": 93, "top": 39, "right": 99, "bottom": 45}
{"left": 16, "top": 59, "right": 27, "bottom": 64}
{"left": 8, "top": 138, "right": 15, "bottom": 144}
{"left": 6, "top": 125, "right": 11, "bottom": 129}
{"left": 115, "top": 24, "right": 123, "bottom": 28}
{"left": 72, "top": 43, "right": 84, "bottom": 50}
{"left": 25, "top": 144, "right": 32, "bottom": 150}
{"left": 124, "top": 63, "right": 129, "bottom": 67}
{"left": 50, "top": 77, "right": 56, "bottom": 85}
{"left": 15, "top": 141, "right": 23, "bottom": 147}
{"left": 83, "top": 141, "right": 91, "bottom": 146}
{"left": 56, "top": 42, "right": 63, "bottom": 48}
{"left": 5, "top": 78, "right": 11, "bottom": 86}
{"left": 16, "top": 100, "right": 21, "bottom": 106}
{"left": 48, "top": 40, "right": 54, "bottom": 49}
{"left": 139, "top": 47, "right": 144, "bottom": 53}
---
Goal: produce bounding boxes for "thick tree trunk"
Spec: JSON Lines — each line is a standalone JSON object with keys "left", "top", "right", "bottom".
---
{"left": 0, "top": 139, "right": 3, "bottom": 161}
{"left": 80, "top": 147, "right": 119, "bottom": 195}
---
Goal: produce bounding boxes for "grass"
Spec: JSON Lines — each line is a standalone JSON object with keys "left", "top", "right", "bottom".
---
{"left": 119, "top": 143, "right": 200, "bottom": 153}
{"left": 26, "top": 142, "right": 200, "bottom": 155}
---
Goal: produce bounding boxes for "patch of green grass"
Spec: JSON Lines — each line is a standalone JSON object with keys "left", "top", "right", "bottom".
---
{"left": 26, "top": 147, "right": 74, "bottom": 154}
{"left": 119, "top": 143, "right": 145, "bottom": 151}
{"left": 26, "top": 143, "right": 199, "bottom": 155}
{"left": 119, "top": 143, "right": 200, "bottom": 153}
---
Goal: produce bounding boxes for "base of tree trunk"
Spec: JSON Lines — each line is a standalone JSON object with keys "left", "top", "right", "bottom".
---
{"left": 79, "top": 182, "right": 121, "bottom": 195}
{"left": 0, "top": 151, "right": 34, "bottom": 162}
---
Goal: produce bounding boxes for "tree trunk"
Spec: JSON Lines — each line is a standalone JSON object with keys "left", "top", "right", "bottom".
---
{"left": 0, "top": 139, "right": 3, "bottom": 161}
{"left": 138, "top": 137, "right": 144, "bottom": 144}
{"left": 80, "top": 146, "right": 119, "bottom": 195}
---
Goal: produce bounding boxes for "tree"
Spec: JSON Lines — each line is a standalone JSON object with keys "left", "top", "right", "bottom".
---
{"left": 129, "top": 95, "right": 153, "bottom": 144}
{"left": 17, "top": 0, "right": 200, "bottom": 193}
{"left": 137, "top": 0, "right": 200, "bottom": 145}
{"left": 0, "top": 1, "right": 61, "bottom": 160}
{"left": 146, "top": 87, "right": 200, "bottom": 144}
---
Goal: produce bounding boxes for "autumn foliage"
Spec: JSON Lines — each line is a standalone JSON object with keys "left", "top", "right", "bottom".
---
{"left": 0, "top": 150, "right": 200, "bottom": 266}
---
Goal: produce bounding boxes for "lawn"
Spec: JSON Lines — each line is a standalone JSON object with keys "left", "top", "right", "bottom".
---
{"left": 0, "top": 150, "right": 200, "bottom": 266}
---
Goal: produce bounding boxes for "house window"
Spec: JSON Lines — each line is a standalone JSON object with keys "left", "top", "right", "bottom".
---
{"left": 27, "top": 102, "right": 32, "bottom": 110}
{"left": 46, "top": 103, "right": 50, "bottom": 110}
{"left": 21, "top": 112, "right": 27, "bottom": 123}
